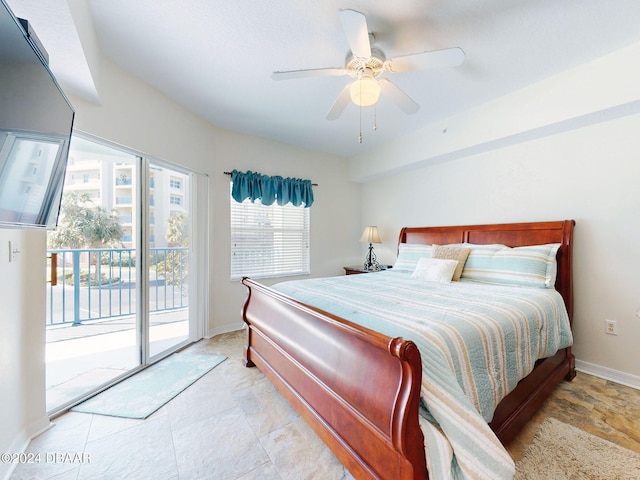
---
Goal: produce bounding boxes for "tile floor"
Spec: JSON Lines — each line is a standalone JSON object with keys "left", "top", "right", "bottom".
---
{"left": 506, "top": 362, "right": 640, "bottom": 460}
{"left": 10, "top": 331, "right": 640, "bottom": 480}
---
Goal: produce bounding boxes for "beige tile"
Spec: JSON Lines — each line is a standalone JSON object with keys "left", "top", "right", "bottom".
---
{"left": 507, "top": 371, "right": 640, "bottom": 461}
{"left": 233, "top": 377, "right": 300, "bottom": 438}
{"left": 236, "top": 462, "right": 283, "bottom": 480}
{"left": 13, "top": 331, "right": 640, "bottom": 480}
{"left": 48, "top": 468, "right": 83, "bottom": 480}
{"left": 260, "top": 417, "right": 353, "bottom": 480}
{"left": 187, "top": 330, "right": 245, "bottom": 360}
{"left": 165, "top": 368, "right": 237, "bottom": 430}
{"left": 172, "top": 406, "right": 269, "bottom": 480}
{"left": 11, "top": 412, "right": 92, "bottom": 480}
{"left": 216, "top": 355, "right": 269, "bottom": 392}
{"left": 85, "top": 413, "right": 146, "bottom": 443}
{"left": 79, "top": 415, "right": 177, "bottom": 480}
{"left": 10, "top": 461, "right": 78, "bottom": 480}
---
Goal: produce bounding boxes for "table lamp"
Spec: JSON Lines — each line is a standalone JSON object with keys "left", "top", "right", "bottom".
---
{"left": 360, "top": 226, "right": 381, "bottom": 270}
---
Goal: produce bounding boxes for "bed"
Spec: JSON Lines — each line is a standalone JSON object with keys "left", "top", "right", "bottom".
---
{"left": 241, "top": 220, "right": 575, "bottom": 479}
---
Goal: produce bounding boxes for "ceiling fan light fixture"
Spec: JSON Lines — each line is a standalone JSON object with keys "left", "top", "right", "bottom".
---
{"left": 349, "top": 75, "right": 380, "bottom": 107}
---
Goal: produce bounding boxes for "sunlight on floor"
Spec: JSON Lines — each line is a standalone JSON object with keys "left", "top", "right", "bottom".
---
{"left": 46, "top": 316, "right": 188, "bottom": 412}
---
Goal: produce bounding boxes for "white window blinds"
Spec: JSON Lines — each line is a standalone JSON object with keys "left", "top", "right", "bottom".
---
{"left": 230, "top": 196, "right": 310, "bottom": 281}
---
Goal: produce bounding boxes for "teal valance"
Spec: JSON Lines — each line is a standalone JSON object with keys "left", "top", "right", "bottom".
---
{"left": 230, "top": 170, "right": 314, "bottom": 207}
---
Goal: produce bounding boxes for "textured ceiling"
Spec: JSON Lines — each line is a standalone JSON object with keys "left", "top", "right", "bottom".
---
{"left": 6, "top": 0, "right": 640, "bottom": 157}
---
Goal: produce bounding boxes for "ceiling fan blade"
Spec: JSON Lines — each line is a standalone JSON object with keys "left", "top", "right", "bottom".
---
{"left": 338, "top": 9, "right": 371, "bottom": 58}
{"left": 385, "top": 47, "right": 465, "bottom": 73}
{"left": 325, "top": 84, "right": 352, "bottom": 120}
{"left": 378, "top": 78, "right": 420, "bottom": 114}
{"left": 271, "top": 67, "right": 348, "bottom": 80}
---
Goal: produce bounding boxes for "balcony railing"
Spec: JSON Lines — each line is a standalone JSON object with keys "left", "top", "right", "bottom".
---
{"left": 47, "top": 247, "right": 188, "bottom": 326}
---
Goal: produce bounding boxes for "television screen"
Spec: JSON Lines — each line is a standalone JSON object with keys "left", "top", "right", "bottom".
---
{"left": 0, "top": 0, "right": 74, "bottom": 229}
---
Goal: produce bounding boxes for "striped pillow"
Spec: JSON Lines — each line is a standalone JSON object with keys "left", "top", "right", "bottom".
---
{"left": 394, "top": 243, "right": 433, "bottom": 271}
{"left": 460, "top": 243, "right": 561, "bottom": 288}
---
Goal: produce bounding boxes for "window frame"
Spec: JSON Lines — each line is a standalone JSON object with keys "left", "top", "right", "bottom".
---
{"left": 230, "top": 194, "right": 310, "bottom": 281}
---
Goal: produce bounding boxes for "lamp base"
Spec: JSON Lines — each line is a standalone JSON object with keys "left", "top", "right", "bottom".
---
{"left": 363, "top": 243, "right": 380, "bottom": 271}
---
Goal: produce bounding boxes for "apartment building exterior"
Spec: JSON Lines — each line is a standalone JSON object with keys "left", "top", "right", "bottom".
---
{"left": 64, "top": 148, "right": 189, "bottom": 248}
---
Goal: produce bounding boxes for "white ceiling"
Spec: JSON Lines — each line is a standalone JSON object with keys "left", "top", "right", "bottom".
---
{"left": 7, "top": 0, "right": 640, "bottom": 157}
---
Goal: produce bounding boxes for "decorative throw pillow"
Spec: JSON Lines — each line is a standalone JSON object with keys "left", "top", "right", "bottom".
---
{"left": 432, "top": 244, "right": 471, "bottom": 281}
{"left": 394, "top": 243, "right": 433, "bottom": 271}
{"left": 411, "top": 257, "right": 459, "bottom": 283}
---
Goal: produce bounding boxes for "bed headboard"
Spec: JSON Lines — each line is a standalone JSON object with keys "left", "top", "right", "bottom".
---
{"left": 398, "top": 220, "right": 575, "bottom": 323}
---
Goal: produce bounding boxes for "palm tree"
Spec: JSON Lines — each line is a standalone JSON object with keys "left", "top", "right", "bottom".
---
{"left": 48, "top": 192, "right": 124, "bottom": 249}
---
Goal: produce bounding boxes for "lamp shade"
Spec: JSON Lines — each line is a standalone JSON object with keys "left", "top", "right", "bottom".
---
{"left": 350, "top": 76, "right": 381, "bottom": 107}
{"left": 360, "top": 226, "right": 381, "bottom": 244}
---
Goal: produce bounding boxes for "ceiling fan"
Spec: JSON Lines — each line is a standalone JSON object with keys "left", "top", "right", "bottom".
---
{"left": 271, "top": 9, "right": 465, "bottom": 121}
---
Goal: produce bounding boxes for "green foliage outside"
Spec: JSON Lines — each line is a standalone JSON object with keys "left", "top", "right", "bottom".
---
{"left": 48, "top": 193, "right": 189, "bottom": 291}
{"left": 62, "top": 270, "right": 120, "bottom": 287}
{"left": 48, "top": 192, "right": 125, "bottom": 285}
{"left": 157, "top": 212, "right": 189, "bottom": 289}
{"left": 48, "top": 192, "right": 124, "bottom": 249}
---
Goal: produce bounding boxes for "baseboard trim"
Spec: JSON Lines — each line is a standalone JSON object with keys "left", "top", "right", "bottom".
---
{"left": 575, "top": 359, "right": 640, "bottom": 391}
{"left": 1, "top": 415, "right": 52, "bottom": 480}
{"left": 205, "top": 322, "right": 244, "bottom": 339}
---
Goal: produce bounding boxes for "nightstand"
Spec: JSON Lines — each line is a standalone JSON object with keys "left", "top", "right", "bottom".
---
{"left": 344, "top": 265, "right": 391, "bottom": 275}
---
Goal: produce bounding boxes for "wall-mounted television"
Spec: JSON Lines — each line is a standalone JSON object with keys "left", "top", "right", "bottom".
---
{"left": 0, "top": 0, "right": 74, "bottom": 229}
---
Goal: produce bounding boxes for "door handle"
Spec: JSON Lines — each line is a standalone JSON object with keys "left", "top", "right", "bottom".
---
{"left": 49, "top": 252, "right": 57, "bottom": 286}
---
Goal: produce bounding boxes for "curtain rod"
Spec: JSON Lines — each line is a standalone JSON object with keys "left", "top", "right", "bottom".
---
{"left": 223, "top": 171, "right": 318, "bottom": 186}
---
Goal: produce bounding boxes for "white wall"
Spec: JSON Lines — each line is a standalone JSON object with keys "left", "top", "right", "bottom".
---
{"left": 0, "top": 57, "right": 361, "bottom": 465}
{"left": 67, "top": 58, "right": 361, "bottom": 335}
{"left": 0, "top": 229, "right": 51, "bottom": 479}
{"left": 361, "top": 114, "right": 640, "bottom": 380}
{"left": 354, "top": 43, "right": 640, "bottom": 384}
{"left": 210, "top": 130, "right": 361, "bottom": 334}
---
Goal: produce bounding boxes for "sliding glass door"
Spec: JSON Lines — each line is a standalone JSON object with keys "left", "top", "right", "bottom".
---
{"left": 147, "top": 162, "right": 191, "bottom": 359}
{"left": 46, "top": 137, "right": 141, "bottom": 411}
{"left": 45, "top": 135, "right": 202, "bottom": 412}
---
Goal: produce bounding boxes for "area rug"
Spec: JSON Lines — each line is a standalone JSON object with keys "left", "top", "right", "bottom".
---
{"left": 71, "top": 353, "right": 226, "bottom": 419}
{"left": 515, "top": 417, "right": 640, "bottom": 480}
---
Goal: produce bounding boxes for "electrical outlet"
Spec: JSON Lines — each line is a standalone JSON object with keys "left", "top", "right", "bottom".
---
{"left": 605, "top": 319, "right": 618, "bottom": 335}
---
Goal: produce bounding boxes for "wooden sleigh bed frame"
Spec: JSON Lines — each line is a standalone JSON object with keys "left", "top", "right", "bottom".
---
{"left": 241, "top": 220, "right": 576, "bottom": 479}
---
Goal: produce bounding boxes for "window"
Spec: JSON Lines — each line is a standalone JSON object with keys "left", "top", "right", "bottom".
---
{"left": 170, "top": 195, "right": 182, "bottom": 206}
{"left": 230, "top": 196, "right": 310, "bottom": 281}
{"left": 170, "top": 178, "right": 182, "bottom": 189}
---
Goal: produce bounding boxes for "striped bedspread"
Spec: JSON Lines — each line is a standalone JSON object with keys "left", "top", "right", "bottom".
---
{"left": 272, "top": 270, "right": 573, "bottom": 480}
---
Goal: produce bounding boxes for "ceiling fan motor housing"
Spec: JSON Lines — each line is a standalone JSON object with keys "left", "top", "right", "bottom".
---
{"left": 345, "top": 46, "right": 386, "bottom": 78}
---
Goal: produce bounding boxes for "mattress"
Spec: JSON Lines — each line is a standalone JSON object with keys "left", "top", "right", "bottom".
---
{"left": 273, "top": 270, "right": 573, "bottom": 480}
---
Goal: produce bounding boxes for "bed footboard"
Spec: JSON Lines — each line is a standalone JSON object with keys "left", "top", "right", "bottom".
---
{"left": 241, "top": 277, "right": 428, "bottom": 480}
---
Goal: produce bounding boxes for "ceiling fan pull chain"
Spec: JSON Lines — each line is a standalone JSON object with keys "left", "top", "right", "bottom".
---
{"left": 373, "top": 107, "right": 377, "bottom": 131}
{"left": 359, "top": 86, "right": 363, "bottom": 143}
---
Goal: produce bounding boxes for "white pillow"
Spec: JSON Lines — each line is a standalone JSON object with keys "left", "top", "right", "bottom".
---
{"left": 411, "top": 257, "right": 459, "bottom": 283}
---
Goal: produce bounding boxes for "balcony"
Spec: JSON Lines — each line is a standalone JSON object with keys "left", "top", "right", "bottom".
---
{"left": 46, "top": 247, "right": 189, "bottom": 410}
{"left": 47, "top": 247, "right": 189, "bottom": 325}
